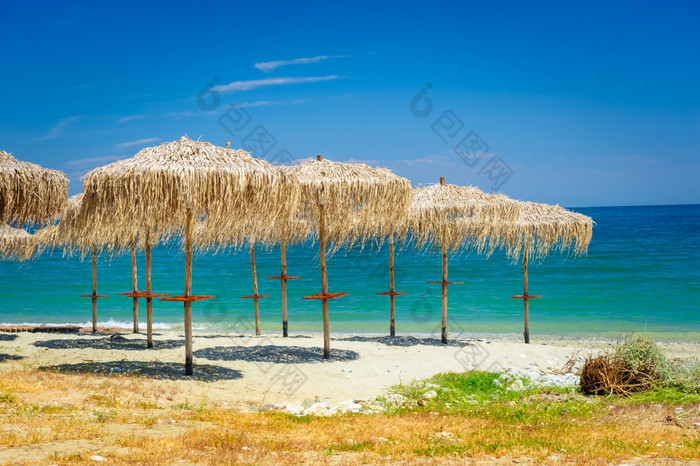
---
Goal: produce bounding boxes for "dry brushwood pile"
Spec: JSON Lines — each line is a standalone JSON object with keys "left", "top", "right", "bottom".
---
{"left": 580, "top": 353, "right": 657, "bottom": 396}
{"left": 580, "top": 336, "right": 670, "bottom": 396}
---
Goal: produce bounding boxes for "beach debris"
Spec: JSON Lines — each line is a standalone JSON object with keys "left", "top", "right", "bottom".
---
{"left": 580, "top": 336, "right": 669, "bottom": 396}
{"left": 495, "top": 368, "right": 580, "bottom": 390}
{"left": 260, "top": 404, "right": 277, "bottom": 412}
{"left": 385, "top": 394, "right": 407, "bottom": 405}
{"left": 89, "top": 455, "right": 107, "bottom": 462}
{"left": 422, "top": 390, "right": 438, "bottom": 399}
{"left": 303, "top": 402, "right": 330, "bottom": 416}
{"left": 301, "top": 398, "right": 316, "bottom": 409}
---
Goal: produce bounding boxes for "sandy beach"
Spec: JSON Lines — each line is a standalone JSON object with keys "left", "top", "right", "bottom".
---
{"left": 2, "top": 328, "right": 698, "bottom": 410}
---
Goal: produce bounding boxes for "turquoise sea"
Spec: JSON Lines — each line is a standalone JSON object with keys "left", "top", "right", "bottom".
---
{"left": 2, "top": 205, "right": 699, "bottom": 340}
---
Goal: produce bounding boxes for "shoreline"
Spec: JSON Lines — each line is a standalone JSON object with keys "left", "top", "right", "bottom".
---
{"left": 2, "top": 328, "right": 698, "bottom": 411}
{"left": 4, "top": 323, "right": 700, "bottom": 344}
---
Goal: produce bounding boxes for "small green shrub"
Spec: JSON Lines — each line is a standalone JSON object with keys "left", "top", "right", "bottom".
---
{"left": 614, "top": 335, "right": 670, "bottom": 380}
{"left": 665, "top": 358, "right": 700, "bottom": 393}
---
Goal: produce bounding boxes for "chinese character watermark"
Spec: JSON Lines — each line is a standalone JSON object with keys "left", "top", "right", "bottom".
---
{"left": 409, "top": 83, "right": 513, "bottom": 191}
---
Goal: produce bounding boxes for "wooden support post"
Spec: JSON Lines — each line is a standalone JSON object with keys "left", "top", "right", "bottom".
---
{"left": 523, "top": 247, "right": 530, "bottom": 344}
{"left": 320, "top": 200, "right": 330, "bottom": 359}
{"left": 317, "top": 161, "right": 331, "bottom": 360}
{"left": 281, "top": 240, "right": 288, "bottom": 337}
{"left": 250, "top": 244, "right": 261, "bottom": 336}
{"left": 91, "top": 246, "right": 97, "bottom": 333}
{"left": 184, "top": 207, "right": 194, "bottom": 375}
{"left": 130, "top": 242, "right": 139, "bottom": 333}
{"left": 441, "top": 241, "right": 448, "bottom": 344}
{"left": 439, "top": 177, "right": 448, "bottom": 344}
{"left": 389, "top": 237, "right": 396, "bottom": 337}
{"left": 146, "top": 239, "right": 153, "bottom": 348}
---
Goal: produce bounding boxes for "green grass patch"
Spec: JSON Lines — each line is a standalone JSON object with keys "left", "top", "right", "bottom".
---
{"left": 0, "top": 391, "right": 16, "bottom": 404}
{"left": 624, "top": 387, "right": 700, "bottom": 404}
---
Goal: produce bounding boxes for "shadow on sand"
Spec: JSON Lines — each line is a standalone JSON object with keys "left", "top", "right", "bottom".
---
{"left": 34, "top": 335, "right": 185, "bottom": 351}
{"left": 194, "top": 345, "right": 358, "bottom": 363}
{"left": 336, "top": 335, "right": 475, "bottom": 347}
{"left": 0, "top": 333, "right": 18, "bottom": 341}
{"left": 39, "top": 360, "right": 242, "bottom": 381}
{"left": 0, "top": 353, "right": 24, "bottom": 363}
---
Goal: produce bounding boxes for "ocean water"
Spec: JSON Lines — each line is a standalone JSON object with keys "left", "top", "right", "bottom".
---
{"left": 2, "top": 205, "right": 699, "bottom": 340}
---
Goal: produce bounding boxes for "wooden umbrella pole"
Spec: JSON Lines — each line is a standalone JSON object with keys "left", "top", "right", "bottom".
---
{"left": 146, "top": 240, "right": 153, "bottom": 348}
{"left": 250, "top": 244, "right": 261, "bottom": 336}
{"left": 91, "top": 245, "right": 98, "bottom": 333}
{"left": 319, "top": 197, "right": 330, "bottom": 359}
{"left": 523, "top": 246, "right": 530, "bottom": 344}
{"left": 441, "top": 240, "right": 448, "bottom": 344}
{"left": 184, "top": 207, "right": 194, "bottom": 375}
{"left": 130, "top": 242, "right": 139, "bottom": 333}
{"left": 389, "top": 236, "right": 396, "bottom": 337}
{"left": 281, "top": 240, "right": 289, "bottom": 337}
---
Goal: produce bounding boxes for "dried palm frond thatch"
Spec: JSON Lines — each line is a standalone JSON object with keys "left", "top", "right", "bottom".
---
{"left": 0, "top": 150, "right": 68, "bottom": 226}
{"left": 408, "top": 180, "right": 520, "bottom": 253}
{"left": 284, "top": 156, "right": 412, "bottom": 249}
{"left": 31, "top": 194, "right": 155, "bottom": 259}
{"left": 285, "top": 155, "right": 413, "bottom": 358}
{"left": 80, "top": 136, "right": 300, "bottom": 375}
{"left": 484, "top": 201, "right": 593, "bottom": 260}
{"left": 80, "top": 136, "right": 299, "bottom": 241}
{"left": 406, "top": 178, "right": 521, "bottom": 344}
{"left": 30, "top": 194, "right": 161, "bottom": 335}
{"left": 475, "top": 201, "right": 594, "bottom": 344}
{"left": 0, "top": 224, "right": 32, "bottom": 261}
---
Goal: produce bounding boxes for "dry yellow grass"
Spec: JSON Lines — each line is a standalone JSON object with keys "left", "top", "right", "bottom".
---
{"left": 1, "top": 368, "right": 698, "bottom": 465}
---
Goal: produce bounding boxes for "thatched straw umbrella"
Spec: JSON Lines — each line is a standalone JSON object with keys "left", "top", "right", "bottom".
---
{"left": 1, "top": 150, "right": 68, "bottom": 226}
{"left": 81, "top": 136, "right": 299, "bottom": 375}
{"left": 409, "top": 177, "right": 520, "bottom": 343}
{"left": 0, "top": 224, "right": 32, "bottom": 261}
{"left": 193, "top": 199, "right": 309, "bottom": 337}
{"left": 29, "top": 195, "right": 105, "bottom": 334}
{"left": 30, "top": 194, "right": 151, "bottom": 335}
{"left": 285, "top": 155, "right": 412, "bottom": 359}
{"left": 491, "top": 201, "right": 593, "bottom": 343}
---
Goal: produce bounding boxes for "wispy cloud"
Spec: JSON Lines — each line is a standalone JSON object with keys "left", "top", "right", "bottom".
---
{"left": 36, "top": 116, "right": 81, "bottom": 140}
{"left": 116, "top": 137, "right": 159, "bottom": 149}
{"left": 213, "top": 75, "right": 340, "bottom": 93}
{"left": 254, "top": 55, "right": 347, "bottom": 72}
{"left": 236, "top": 98, "right": 306, "bottom": 108}
{"left": 65, "top": 155, "right": 125, "bottom": 167}
{"left": 118, "top": 114, "right": 147, "bottom": 123}
{"left": 64, "top": 155, "right": 127, "bottom": 182}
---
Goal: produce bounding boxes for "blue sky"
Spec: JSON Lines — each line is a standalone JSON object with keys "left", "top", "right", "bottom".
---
{"left": 1, "top": 0, "right": 698, "bottom": 207}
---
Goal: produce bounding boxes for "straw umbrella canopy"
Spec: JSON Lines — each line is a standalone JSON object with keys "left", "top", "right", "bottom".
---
{"left": 195, "top": 206, "right": 312, "bottom": 337}
{"left": 1, "top": 150, "right": 68, "bottom": 227}
{"left": 285, "top": 155, "right": 412, "bottom": 359}
{"left": 30, "top": 194, "right": 158, "bottom": 336}
{"left": 408, "top": 177, "right": 521, "bottom": 343}
{"left": 489, "top": 201, "right": 593, "bottom": 343}
{"left": 80, "top": 136, "right": 299, "bottom": 375}
{"left": 0, "top": 224, "right": 32, "bottom": 261}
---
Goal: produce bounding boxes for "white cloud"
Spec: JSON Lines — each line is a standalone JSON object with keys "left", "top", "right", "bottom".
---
{"left": 36, "top": 116, "right": 81, "bottom": 140}
{"left": 118, "top": 115, "right": 147, "bottom": 123}
{"left": 213, "top": 75, "right": 340, "bottom": 93}
{"left": 65, "top": 155, "right": 125, "bottom": 167}
{"left": 236, "top": 99, "right": 306, "bottom": 108}
{"left": 116, "top": 137, "right": 159, "bottom": 149}
{"left": 254, "top": 55, "right": 347, "bottom": 72}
